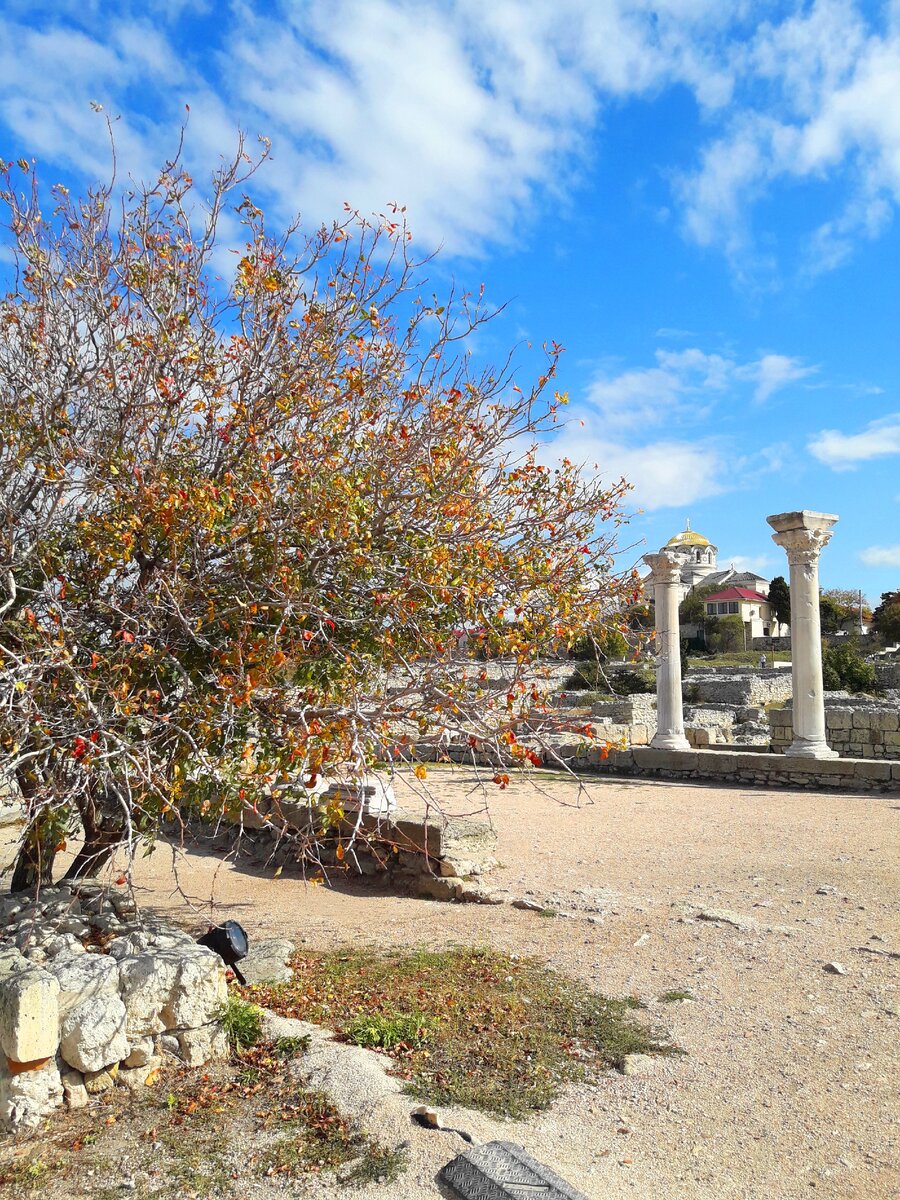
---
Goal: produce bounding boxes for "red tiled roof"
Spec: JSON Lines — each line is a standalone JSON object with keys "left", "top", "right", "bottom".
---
{"left": 704, "top": 588, "right": 769, "bottom": 603}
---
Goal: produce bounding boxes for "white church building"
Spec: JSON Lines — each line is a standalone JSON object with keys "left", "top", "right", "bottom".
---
{"left": 661, "top": 521, "right": 789, "bottom": 639}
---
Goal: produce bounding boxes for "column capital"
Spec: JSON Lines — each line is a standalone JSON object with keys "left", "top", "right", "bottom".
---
{"left": 766, "top": 510, "right": 838, "bottom": 566}
{"left": 642, "top": 550, "right": 681, "bottom": 587}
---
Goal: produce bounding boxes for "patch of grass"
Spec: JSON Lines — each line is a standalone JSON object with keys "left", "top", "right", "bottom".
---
{"left": 538, "top": 907, "right": 558, "bottom": 918}
{"left": 346, "top": 1143, "right": 409, "bottom": 1186}
{"left": 345, "top": 1011, "right": 434, "bottom": 1051}
{"left": 0, "top": 1158, "right": 57, "bottom": 1192}
{"left": 273, "top": 1033, "right": 311, "bottom": 1058}
{"left": 261, "top": 1091, "right": 401, "bottom": 1185}
{"left": 250, "top": 946, "right": 677, "bottom": 1118}
{"left": 659, "top": 989, "right": 694, "bottom": 1003}
{"left": 215, "top": 995, "right": 263, "bottom": 1052}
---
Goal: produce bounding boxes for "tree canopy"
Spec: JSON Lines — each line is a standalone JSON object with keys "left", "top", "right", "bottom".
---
{"left": 0, "top": 144, "right": 634, "bottom": 890}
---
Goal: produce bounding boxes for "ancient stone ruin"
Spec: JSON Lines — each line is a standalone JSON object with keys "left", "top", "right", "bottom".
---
{"left": 0, "top": 884, "right": 228, "bottom": 1130}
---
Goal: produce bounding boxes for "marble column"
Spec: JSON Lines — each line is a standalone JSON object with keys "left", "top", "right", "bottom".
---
{"left": 767, "top": 510, "right": 839, "bottom": 759}
{"left": 643, "top": 551, "right": 690, "bottom": 751}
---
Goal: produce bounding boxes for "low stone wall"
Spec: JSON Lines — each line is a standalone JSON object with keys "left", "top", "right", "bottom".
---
{"left": 750, "top": 636, "right": 792, "bottom": 652}
{"left": 875, "top": 662, "right": 900, "bottom": 690}
{"left": 0, "top": 885, "right": 228, "bottom": 1130}
{"left": 586, "top": 746, "right": 899, "bottom": 792}
{"left": 685, "top": 669, "right": 793, "bottom": 706}
{"left": 769, "top": 702, "right": 900, "bottom": 759}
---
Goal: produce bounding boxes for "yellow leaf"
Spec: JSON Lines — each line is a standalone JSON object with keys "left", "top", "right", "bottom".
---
{"left": 414, "top": 764, "right": 428, "bottom": 781}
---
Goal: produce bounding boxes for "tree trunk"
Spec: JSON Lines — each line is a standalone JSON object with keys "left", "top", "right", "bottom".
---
{"left": 10, "top": 820, "right": 58, "bottom": 893}
{"left": 62, "top": 785, "right": 126, "bottom": 881}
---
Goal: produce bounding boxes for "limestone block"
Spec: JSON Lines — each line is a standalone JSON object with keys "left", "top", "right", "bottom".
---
{"left": 851, "top": 710, "right": 872, "bottom": 728}
{"left": 60, "top": 1066, "right": 88, "bottom": 1110}
{"left": 0, "top": 948, "right": 27, "bottom": 979}
{"left": 48, "top": 952, "right": 119, "bottom": 1017}
{"left": 59, "top": 995, "right": 129, "bottom": 1073}
{"left": 123, "top": 1036, "right": 156, "bottom": 1068}
{"left": 117, "top": 952, "right": 181, "bottom": 1036}
{"left": 160, "top": 947, "right": 227, "bottom": 1030}
{"left": 0, "top": 966, "right": 60, "bottom": 1063}
{"left": 883, "top": 731, "right": 900, "bottom": 748}
{"left": 117, "top": 1056, "right": 161, "bottom": 1090}
{"left": 83, "top": 1063, "right": 118, "bottom": 1094}
{"left": 238, "top": 939, "right": 295, "bottom": 986}
{"left": 175, "top": 1025, "right": 228, "bottom": 1067}
{"left": 0, "top": 1057, "right": 63, "bottom": 1129}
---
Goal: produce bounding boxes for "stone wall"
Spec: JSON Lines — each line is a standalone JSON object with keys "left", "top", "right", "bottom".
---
{"left": 0, "top": 885, "right": 229, "bottom": 1130}
{"left": 586, "top": 746, "right": 899, "bottom": 792}
{"left": 769, "top": 702, "right": 900, "bottom": 759}
{"left": 874, "top": 662, "right": 900, "bottom": 690}
{"left": 684, "top": 669, "right": 793, "bottom": 706}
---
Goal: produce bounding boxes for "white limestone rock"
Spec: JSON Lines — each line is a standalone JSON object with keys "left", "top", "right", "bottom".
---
{"left": 0, "top": 1058, "right": 63, "bottom": 1129}
{"left": 60, "top": 1066, "right": 88, "bottom": 1110}
{"left": 117, "top": 1056, "right": 162, "bottom": 1090}
{"left": 123, "top": 1036, "right": 157, "bottom": 1068}
{"left": 176, "top": 1025, "right": 228, "bottom": 1067}
{"left": 59, "top": 994, "right": 129, "bottom": 1073}
{"left": 48, "top": 953, "right": 119, "bottom": 1016}
{"left": 238, "top": 938, "right": 295, "bottom": 985}
{"left": 0, "top": 965, "right": 60, "bottom": 1063}
{"left": 117, "top": 952, "right": 181, "bottom": 1036}
{"left": 161, "top": 947, "right": 227, "bottom": 1030}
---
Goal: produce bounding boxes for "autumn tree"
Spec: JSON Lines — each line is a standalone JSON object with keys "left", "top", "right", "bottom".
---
{"left": 0, "top": 144, "right": 634, "bottom": 892}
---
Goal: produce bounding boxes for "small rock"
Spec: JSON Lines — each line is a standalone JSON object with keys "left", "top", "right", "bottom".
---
{"left": 816, "top": 886, "right": 839, "bottom": 896}
{"left": 83, "top": 1064, "right": 118, "bottom": 1095}
{"left": 823, "top": 962, "right": 847, "bottom": 975}
{"left": 621, "top": 1054, "right": 655, "bottom": 1077}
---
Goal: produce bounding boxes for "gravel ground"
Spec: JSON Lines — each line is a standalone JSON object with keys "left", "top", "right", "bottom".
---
{"left": 8, "top": 769, "right": 900, "bottom": 1199}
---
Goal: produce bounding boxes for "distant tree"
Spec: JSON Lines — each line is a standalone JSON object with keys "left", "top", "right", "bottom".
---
{"left": 708, "top": 614, "right": 745, "bottom": 653}
{"left": 768, "top": 575, "right": 791, "bottom": 626}
{"left": 678, "top": 583, "right": 718, "bottom": 626}
{"left": 871, "top": 591, "right": 900, "bottom": 645}
{"left": 819, "top": 594, "right": 844, "bottom": 634}
{"left": 822, "top": 642, "right": 877, "bottom": 694}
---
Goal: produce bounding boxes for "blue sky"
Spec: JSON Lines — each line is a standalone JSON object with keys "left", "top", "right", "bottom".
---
{"left": 2, "top": 0, "right": 899, "bottom": 599}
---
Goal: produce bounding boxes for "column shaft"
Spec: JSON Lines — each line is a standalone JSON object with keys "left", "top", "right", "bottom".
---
{"left": 643, "top": 552, "right": 689, "bottom": 751}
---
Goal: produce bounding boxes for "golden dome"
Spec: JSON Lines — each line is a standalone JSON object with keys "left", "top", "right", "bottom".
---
{"left": 666, "top": 519, "right": 711, "bottom": 548}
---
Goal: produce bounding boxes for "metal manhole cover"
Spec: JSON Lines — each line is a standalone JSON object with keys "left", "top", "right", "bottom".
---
{"left": 439, "top": 1141, "right": 589, "bottom": 1200}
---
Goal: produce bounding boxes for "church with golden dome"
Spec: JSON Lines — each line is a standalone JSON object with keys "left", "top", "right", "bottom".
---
{"left": 663, "top": 520, "right": 771, "bottom": 599}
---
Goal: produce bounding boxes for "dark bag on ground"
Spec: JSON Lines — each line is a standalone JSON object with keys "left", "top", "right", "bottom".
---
{"left": 197, "top": 920, "right": 249, "bottom": 985}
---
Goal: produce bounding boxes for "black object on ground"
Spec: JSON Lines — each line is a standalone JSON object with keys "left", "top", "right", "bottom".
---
{"left": 197, "top": 920, "right": 250, "bottom": 985}
{"left": 440, "top": 1140, "right": 588, "bottom": 1200}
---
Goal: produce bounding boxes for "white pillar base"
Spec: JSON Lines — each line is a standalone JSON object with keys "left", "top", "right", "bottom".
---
{"left": 650, "top": 732, "right": 691, "bottom": 751}
{"left": 785, "top": 739, "right": 839, "bottom": 760}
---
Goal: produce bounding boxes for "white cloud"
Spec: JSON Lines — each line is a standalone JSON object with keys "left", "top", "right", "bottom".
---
{"left": 808, "top": 413, "right": 900, "bottom": 469}
{"left": 738, "top": 353, "right": 819, "bottom": 403}
{"left": 678, "top": 3, "right": 900, "bottom": 274}
{"left": 860, "top": 545, "right": 900, "bottom": 567}
{"left": 0, "top": 2, "right": 897, "bottom": 273}
{"left": 550, "top": 430, "right": 728, "bottom": 511}
{"left": 584, "top": 346, "right": 815, "bottom": 429}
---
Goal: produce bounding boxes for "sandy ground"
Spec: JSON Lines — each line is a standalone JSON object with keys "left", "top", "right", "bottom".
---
{"left": 2, "top": 769, "right": 897, "bottom": 1199}
{"left": 106, "top": 768, "right": 900, "bottom": 1200}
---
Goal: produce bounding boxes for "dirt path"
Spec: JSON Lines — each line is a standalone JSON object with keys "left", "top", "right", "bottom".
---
{"left": 112, "top": 769, "right": 900, "bottom": 1200}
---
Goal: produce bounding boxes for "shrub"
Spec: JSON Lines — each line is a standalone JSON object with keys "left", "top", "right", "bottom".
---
{"left": 216, "top": 997, "right": 264, "bottom": 1052}
{"left": 822, "top": 642, "right": 878, "bottom": 694}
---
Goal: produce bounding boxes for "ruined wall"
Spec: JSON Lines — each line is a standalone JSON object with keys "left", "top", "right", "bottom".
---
{"left": 769, "top": 703, "right": 900, "bottom": 759}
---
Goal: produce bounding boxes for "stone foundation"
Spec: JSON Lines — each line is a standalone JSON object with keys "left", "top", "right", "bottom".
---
{"left": 584, "top": 746, "right": 898, "bottom": 792}
{"left": 0, "top": 885, "right": 229, "bottom": 1130}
